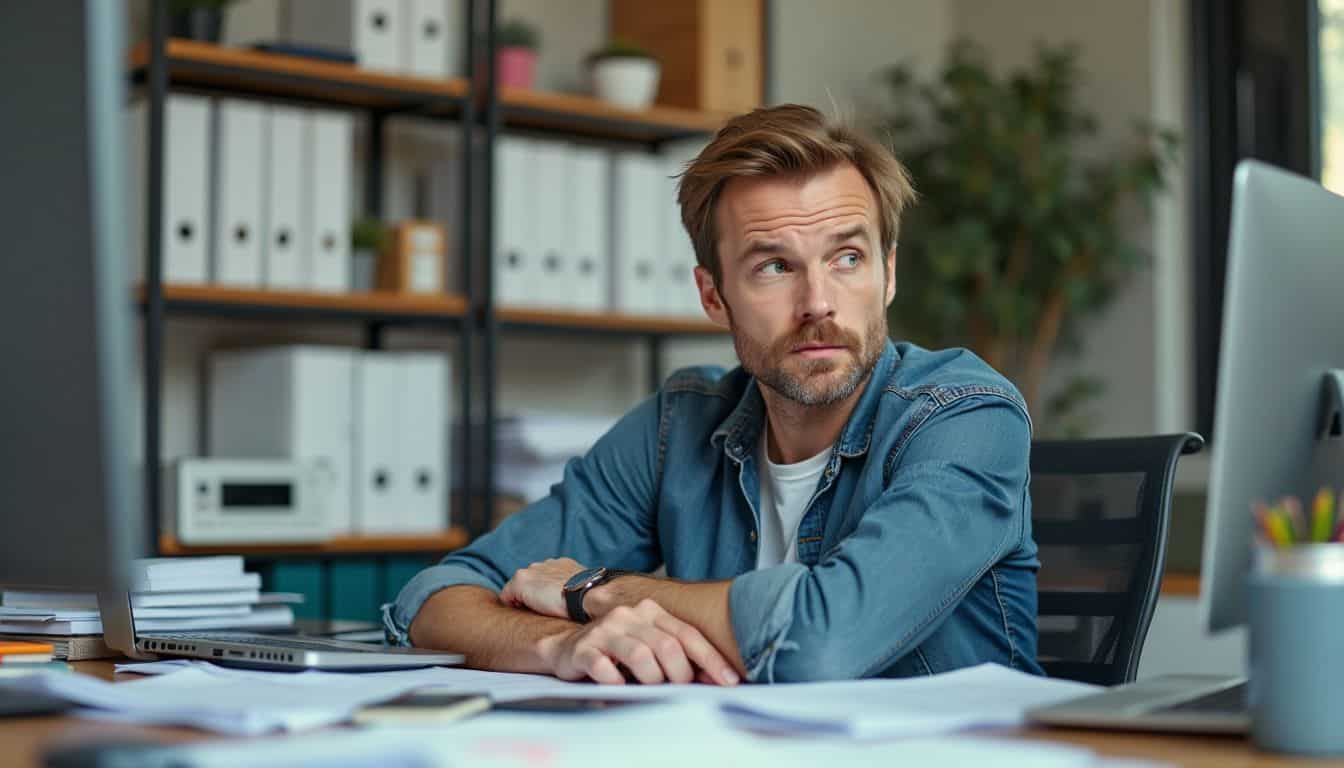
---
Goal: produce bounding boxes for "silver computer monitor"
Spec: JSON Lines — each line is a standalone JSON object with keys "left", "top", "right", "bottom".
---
{"left": 0, "top": 2, "right": 142, "bottom": 592}
{"left": 1201, "top": 160, "right": 1344, "bottom": 631}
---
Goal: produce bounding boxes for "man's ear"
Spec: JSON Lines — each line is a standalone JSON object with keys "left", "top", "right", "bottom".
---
{"left": 695, "top": 266, "right": 731, "bottom": 328}
{"left": 884, "top": 247, "right": 897, "bottom": 307}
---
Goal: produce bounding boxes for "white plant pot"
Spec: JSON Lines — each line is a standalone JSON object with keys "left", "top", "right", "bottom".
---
{"left": 589, "top": 56, "right": 661, "bottom": 110}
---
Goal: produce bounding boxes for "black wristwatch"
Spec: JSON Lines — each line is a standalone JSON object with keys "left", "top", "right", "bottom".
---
{"left": 562, "top": 567, "right": 626, "bottom": 624}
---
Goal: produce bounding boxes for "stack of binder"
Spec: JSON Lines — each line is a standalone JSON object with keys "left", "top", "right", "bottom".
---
{"left": 129, "top": 97, "right": 353, "bottom": 292}
{"left": 226, "top": 0, "right": 462, "bottom": 79}
{"left": 493, "top": 137, "right": 708, "bottom": 317}
{"left": 209, "top": 346, "right": 451, "bottom": 538}
{"left": 0, "top": 557, "right": 297, "bottom": 638}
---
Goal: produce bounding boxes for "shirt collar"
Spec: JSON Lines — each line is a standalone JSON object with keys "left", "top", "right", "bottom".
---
{"left": 712, "top": 340, "right": 900, "bottom": 461}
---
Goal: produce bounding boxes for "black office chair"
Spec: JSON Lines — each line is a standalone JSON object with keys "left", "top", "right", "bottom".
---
{"left": 1030, "top": 432, "right": 1204, "bottom": 686}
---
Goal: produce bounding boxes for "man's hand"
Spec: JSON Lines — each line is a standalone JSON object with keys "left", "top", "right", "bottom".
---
{"left": 499, "top": 557, "right": 586, "bottom": 619}
{"left": 536, "top": 598, "right": 739, "bottom": 686}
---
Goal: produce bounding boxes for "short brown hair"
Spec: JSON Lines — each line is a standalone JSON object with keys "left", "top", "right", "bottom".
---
{"left": 677, "top": 104, "right": 917, "bottom": 286}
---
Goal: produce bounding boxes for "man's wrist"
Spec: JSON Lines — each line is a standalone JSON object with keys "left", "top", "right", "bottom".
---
{"left": 583, "top": 572, "right": 639, "bottom": 619}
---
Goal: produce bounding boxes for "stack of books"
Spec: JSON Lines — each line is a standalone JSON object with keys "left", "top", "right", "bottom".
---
{"left": 0, "top": 557, "right": 300, "bottom": 658}
{"left": 0, "top": 640, "right": 69, "bottom": 677}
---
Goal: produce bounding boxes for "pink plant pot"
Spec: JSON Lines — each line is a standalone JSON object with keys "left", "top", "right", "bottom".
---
{"left": 496, "top": 47, "right": 537, "bottom": 89}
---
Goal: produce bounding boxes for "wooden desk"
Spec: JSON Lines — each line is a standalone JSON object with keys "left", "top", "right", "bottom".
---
{"left": 1, "top": 662, "right": 1335, "bottom": 767}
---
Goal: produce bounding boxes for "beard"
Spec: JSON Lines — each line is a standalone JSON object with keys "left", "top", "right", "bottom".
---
{"left": 729, "top": 307, "right": 888, "bottom": 407}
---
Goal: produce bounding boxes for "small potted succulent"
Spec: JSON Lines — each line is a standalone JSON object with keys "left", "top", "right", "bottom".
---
{"left": 350, "top": 217, "right": 387, "bottom": 292}
{"left": 169, "top": 0, "right": 236, "bottom": 43}
{"left": 587, "top": 38, "right": 660, "bottom": 110}
{"left": 496, "top": 19, "right": 540, "bottom": 89}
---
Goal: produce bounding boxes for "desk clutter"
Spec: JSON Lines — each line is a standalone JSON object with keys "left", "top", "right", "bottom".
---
{"left": 200, "top": 345, "right": 450, "bottom": 543}
{"left": 0, "top": 557, "right": 297, "bottom": 642}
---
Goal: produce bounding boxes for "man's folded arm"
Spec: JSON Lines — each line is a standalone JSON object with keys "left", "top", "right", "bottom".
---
{"left": 381, "top": 394, "right": 664, "bottom": 651}
{"left": 589, "top": 395, "right": 1033, "bottom": 683}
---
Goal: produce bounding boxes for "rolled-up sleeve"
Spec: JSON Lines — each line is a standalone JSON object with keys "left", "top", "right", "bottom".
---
{"left": 727, "top": 394, "right": 1032, "bottom": 681}
{"left": 382, "top": 395, "right": 665, "bottom": 646}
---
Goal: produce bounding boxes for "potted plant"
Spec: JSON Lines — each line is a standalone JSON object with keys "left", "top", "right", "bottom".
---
{"left": 587, "top": 38, "right": 660, "bottom": 110}
{"left": 496, "top": 19, "right": 540, "bottom": 89}
{"left": 877, "top": 41, "right": 1178, "bottom": 436}
{"left": 350, "top": 217, "right": 387, "bottom": 292}
{"left": 169, "top": 0, "right": 236, "bottom": 43}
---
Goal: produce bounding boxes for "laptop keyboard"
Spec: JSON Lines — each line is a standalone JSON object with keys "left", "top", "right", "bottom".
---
{"left": 1155, "top": 682, "right": 1247, "bottom": 714}
{"left": 150, "top": 632, "right": 381, "bottom": 652}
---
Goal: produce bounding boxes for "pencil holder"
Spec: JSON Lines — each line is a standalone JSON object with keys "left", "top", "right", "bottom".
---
{"left": 1248, "top": 544, "right": 1344, "bottom": 754}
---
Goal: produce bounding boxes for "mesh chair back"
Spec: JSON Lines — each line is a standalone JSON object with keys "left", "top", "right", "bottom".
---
{"left": 1031, "top": 432, "right": 1203, "bottom": 685}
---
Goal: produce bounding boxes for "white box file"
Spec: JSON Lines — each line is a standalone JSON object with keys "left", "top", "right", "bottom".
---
{"left": 406, "top": 0, "right": 450, "bottom": 78}
{"left": 353, "top": 353, "right": 405, "bottom": 534}
{"left": 493, "top": 136, "right": 537, "bottom": 307}
{"left": 398, "top": 353, "right": 450, "bottom": 533}
{"left": 610, "top": 152, "right": 663, "bottom": 315}
{"left": 128, "top": 95, "right": 211, "bottom": 284}
{"left": 263, "top": 107, "right": 309, "bottom": 289}
{"left": 531, "top": 141, "right": 571, "bottom": 308}
{"left": 208, "top": 346, "right": 357, "bottom": 537}
{"left": 308, "top": 110, "right": 353, "bottom": 292}
{"left": 568, "top": 146, "right": 610, "bottom": 312}
{"left": 211, "top": 99, "right": 266, "bottom": 287}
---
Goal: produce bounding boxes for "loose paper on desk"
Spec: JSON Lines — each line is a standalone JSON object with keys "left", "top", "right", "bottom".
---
{"left": 94, "top": 659, "right": 1097, "bottom": 740}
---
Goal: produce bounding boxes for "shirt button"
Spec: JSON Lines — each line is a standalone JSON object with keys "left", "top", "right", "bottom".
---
{"left": 748, "top": 530, "right": 758, "bottom": 543}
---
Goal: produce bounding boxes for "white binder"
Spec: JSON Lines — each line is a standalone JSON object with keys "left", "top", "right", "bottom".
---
{"left": 531, "top": 141, "right": 570, "bottom": 308}
{"left": 610, "top": 152, "right": 662, "bottom": 316}
{"left": 406, "top": 0, "right": 450, "bottom": 79}
{"left": 308, "top": 110, "right": 353, "bottom": 292}
{"left": 286, "top": 0, "right": 404, "bottom": 74}
{"left": 493, "top": 136, "right": 536, "bottom": 307}
{"left": 568, "top": 146, "right": 610, "bottom": 312}
{"left": 208, "top": 346, "right": 357, "bottom": 537}
{"left": 128, "top": 95, "right": 212, "bottom": 285}
{"left": 211, "top": 99, "right": 265, "bottom": 287}
{"left": 397, "top": 352, "right": 450, "bottom": 533}
{"left": 353, "top": 352, "right": 406, "bottom": 533}
{"left": 263, "top": 107, "right": 308, "bottom": 290}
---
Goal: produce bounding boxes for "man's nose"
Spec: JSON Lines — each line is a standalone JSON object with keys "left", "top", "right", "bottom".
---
{"left": 797, "top": 267, "right": 835, "bottom": 323}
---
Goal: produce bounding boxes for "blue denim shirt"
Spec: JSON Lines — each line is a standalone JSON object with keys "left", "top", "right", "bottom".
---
{"left": 384, "top": 340, "right": 1043, "bottom": 682}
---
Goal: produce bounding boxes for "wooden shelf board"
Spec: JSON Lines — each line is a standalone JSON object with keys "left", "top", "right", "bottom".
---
{"left": 158, "top": 528, "right": 469, "bottom": 557}
{"left": 1161, "top": 572, "right": 1201, "bottom": 597}
{"left": 496, "top": 306, "right": 726, "bottom": 335}
{"left": 499, "top": 86, "right": 728, "bottom": 143}
{"left": 129, "top": 38, "right": 469, "bottom": 110}
{"left": 143, "top": 284, "right": 470, "bottom": 321}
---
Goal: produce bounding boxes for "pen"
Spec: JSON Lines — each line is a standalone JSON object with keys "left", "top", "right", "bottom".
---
{"left": 1282, "top": 498, "right": 1305, "bottom": 545}
{"left": 1312, "top": 487, "right": 1336, "bottom": 543}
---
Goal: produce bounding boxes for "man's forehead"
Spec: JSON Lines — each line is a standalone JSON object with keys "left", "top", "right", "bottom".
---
{"left": 719, "top": 165, "right": 879, "bottom": 240}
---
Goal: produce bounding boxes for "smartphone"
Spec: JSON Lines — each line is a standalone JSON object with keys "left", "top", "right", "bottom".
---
{"left": 493, "top": 697, "right": 662, "bottom": 713}
{"left": 352, "top": 690, "right": 492, "bottom": 725}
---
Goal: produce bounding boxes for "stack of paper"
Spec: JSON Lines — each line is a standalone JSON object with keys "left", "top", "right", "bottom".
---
{"left": 0, "top": 557, "right": 300, "bottom": 635}
{"left": 486, "top": 412, "right": 619, "bottom": 503}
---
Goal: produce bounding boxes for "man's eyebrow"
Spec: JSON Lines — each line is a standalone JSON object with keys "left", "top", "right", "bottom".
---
{"left": 828, "top": 225, "right": 867, "bottom": 244}
{"left": 740, "top": 240, "right": 784, "bottom": 260}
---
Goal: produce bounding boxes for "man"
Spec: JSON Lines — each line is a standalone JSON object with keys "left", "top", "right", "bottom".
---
{"left": 384, "top": 104, "right": 1041, "bottom": 685}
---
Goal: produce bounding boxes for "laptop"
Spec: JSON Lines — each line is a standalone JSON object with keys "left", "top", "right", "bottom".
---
{"left": 98, "top": 593, "right": 463, "bottom": 671}
{"left": 1027, "top": 162, "right": 1344, "bottom": 732}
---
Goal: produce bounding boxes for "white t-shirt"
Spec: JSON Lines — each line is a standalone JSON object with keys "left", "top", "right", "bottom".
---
{"left": 755, "top": 428, "right": 832, "bottom": 568}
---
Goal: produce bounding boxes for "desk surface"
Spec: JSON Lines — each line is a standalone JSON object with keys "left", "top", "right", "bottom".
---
{"left": 0, "top": 662, "right": 1330, "bottom": 768}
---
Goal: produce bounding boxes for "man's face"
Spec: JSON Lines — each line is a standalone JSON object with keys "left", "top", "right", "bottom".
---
{"left": 695, "top": 163, "right": 896, "bottom": 407}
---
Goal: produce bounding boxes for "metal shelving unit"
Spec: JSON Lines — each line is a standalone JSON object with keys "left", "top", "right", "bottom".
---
{"left": 134, "top": 0, "right": 727, "bottom": 559}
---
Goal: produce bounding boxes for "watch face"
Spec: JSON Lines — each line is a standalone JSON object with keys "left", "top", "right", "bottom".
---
{"left": 564, "top": 566, "right": 606, "bottom": 592}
